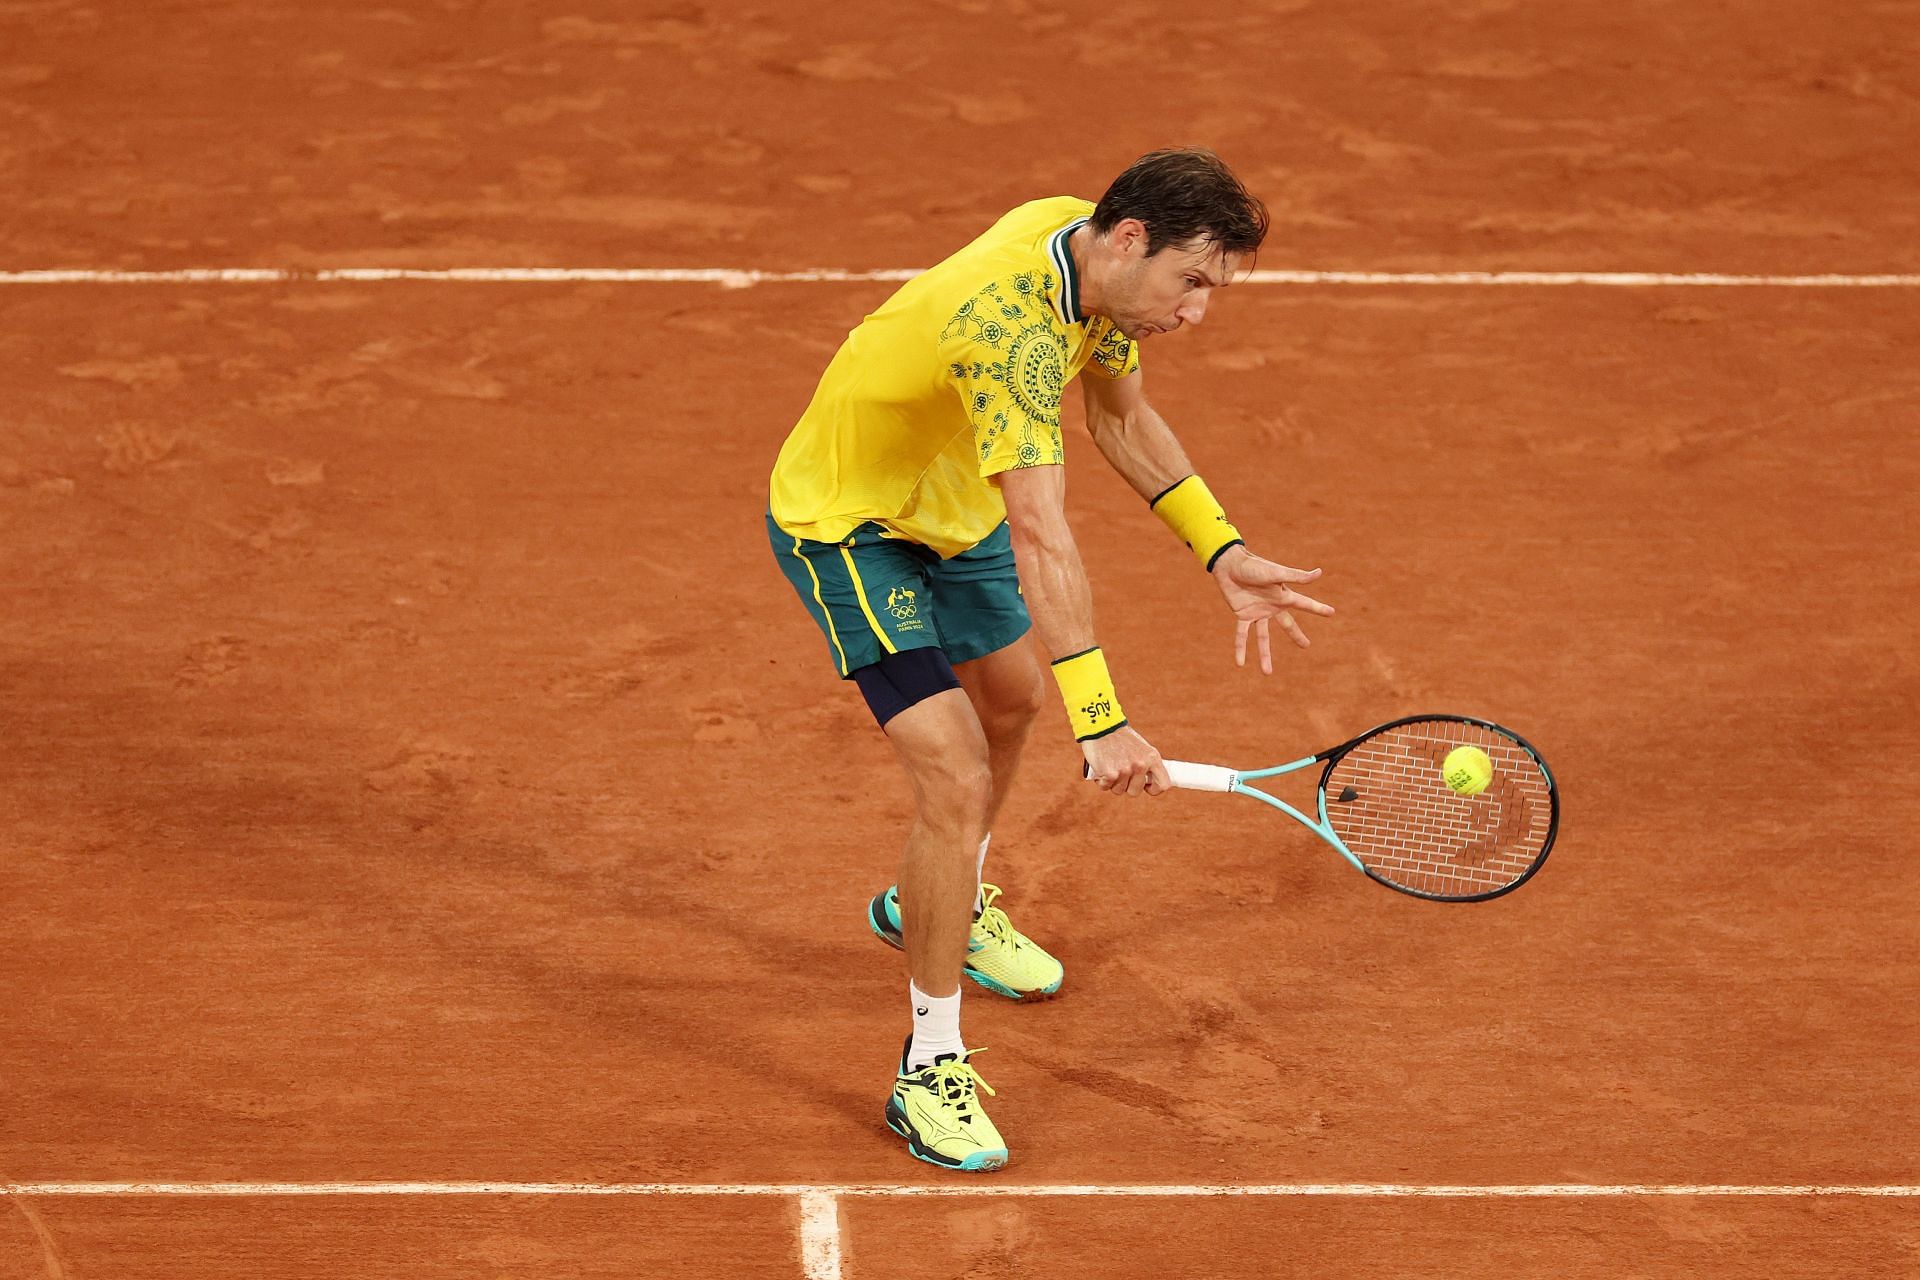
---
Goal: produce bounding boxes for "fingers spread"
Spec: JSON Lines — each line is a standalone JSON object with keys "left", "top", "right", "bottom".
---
{"left": 1286, "top": 589, "right": 1335, "bottom": 617}
{"left": 1244, "top": 561, "right": 1323, "bottom": 586}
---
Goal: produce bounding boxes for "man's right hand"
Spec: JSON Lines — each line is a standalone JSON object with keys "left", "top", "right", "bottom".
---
{"left": 1083, "top": 726, "right": 1171, "bottom": 797}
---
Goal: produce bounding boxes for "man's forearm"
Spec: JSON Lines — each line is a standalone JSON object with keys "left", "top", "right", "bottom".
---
{"left": 1088, "top": 396, "right": 1246, "bottom": 571}
{"left": 1006, "top": 517, "right": 1098, "bottom": 660}
{"left": 1087, "top": 400, "right": 1194, "bottom": 502}
{"left": 998, "top": 461, "right": 1133, "bottom": 741}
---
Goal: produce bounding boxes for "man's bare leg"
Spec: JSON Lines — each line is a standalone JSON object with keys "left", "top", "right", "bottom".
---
{"left": 948, "top": 638, "right": 1065, "bottom": 1002}
{"left": 953, "top": 640, "right": 1046, "bottom": 836}
{"left": 876, "top": 684, "right": 1009, "bottom": 1170}
{"left": 882, "top": 686, "right": 992, "bottom": 1004}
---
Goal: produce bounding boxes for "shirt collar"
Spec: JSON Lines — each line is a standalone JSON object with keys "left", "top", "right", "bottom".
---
{"left": 1046, "top": 217, "right": 1089, "bottom": 327}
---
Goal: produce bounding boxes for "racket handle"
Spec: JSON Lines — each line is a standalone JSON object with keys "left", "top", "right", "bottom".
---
{"left": 1163, "top": 760, "right": 1237, "bottom": 792}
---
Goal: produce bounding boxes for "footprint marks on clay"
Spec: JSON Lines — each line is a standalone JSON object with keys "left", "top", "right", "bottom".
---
{"left": 342, "top": 619, "right": 421, "bottom": 650}
{"left": 500, "top": 89, "right": 617, "bottom": 127}
{"left": 689, "top": 709, "right": 760, "bottom": 744}
{"left": 176, "top": 635, "right": 250, "bottom": 687}
{"left": 545, "top": 662, "right": 649, "bottom": 703}
{"left": 542, "top": 627, "right": 677, "bottom": 704}
{"left": 210, "top": 457, "right": 325, "bottom": 549}
{"left": 213, "top": 505, "right": 313, "bottom": 552}
{"left": 265, "top": 458, "right": 326, "bottom": 487}
{"left": 98, "top": 423, "right": 184, "bottom": 475}
{"left": 540, "top": 12, "right": 708, "bottom": 49}
{"left": 0, "top": 457, "right": 75, "bottom": 496}
{"left": 792, "top": 46, "right": 893, "bottom": 82}
{"left": 56, "top": 355, "right": 187, "bottom": 389}
{"left": 381, "top": 551, "right": 469, "bottom": 604}
{"left": 363, "top": 739, "right": 476, "bottom": 799}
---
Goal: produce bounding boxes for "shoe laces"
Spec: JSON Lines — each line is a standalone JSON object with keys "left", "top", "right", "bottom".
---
{"left": 974, "top": 883, "right": 1019, "bottom": 950}
{"left": 925, "top": 1049, "right": 997, "bottom": 1115}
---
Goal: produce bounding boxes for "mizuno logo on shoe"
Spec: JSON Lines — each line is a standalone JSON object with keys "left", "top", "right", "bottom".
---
{"left": 901, "top": 1087, "right": 966, "bottom": 1140}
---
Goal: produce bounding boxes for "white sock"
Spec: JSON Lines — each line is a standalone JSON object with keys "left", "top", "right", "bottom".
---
{"left": 974, "top": 833, "right": 991, "bottom": 913}
{"left": 907, "top": 982, "right": 964, "bottom": 1070}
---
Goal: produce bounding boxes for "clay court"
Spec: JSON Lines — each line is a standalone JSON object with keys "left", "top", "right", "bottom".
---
{"left": 3, "top": 0, "right": 1918, "bottom": 1275}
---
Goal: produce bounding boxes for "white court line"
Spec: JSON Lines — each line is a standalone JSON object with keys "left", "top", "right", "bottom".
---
{"left": 6, "top": 1182, "right": 1918, "bottom": 1196}
{"left": 796, "top": 1190, "right": 844, "bottom": 1280}
{"left": 13, "top": 1181, "right": 1913, "bottom": 1280}
{"left": 3, "top": 268, "right": 1920, "bottom": 287}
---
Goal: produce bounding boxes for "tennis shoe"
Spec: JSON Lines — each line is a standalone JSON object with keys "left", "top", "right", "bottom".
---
{"left": 866, "top": 883, "right": 1064, "bottom": 1001}
{"left": 884, "top": 1037, "right": 1007, "bottom": 1172}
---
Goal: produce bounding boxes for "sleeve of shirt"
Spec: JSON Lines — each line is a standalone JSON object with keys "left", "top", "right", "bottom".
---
{"left": 939, "top": 273, "right": 1068, "bottom": 479}
{"left": 1084, "top": 317, "right": 1141, "bottom": 380}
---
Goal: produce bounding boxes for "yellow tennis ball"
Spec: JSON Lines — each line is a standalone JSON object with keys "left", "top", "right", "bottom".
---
{"left": 1443, "top": 745, "right": 1493, "bottom": 796}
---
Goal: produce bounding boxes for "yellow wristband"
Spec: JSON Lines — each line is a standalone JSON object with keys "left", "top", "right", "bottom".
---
{"left": 1150, "top": 475, "right": 1244, "bottom": 571}
{"left": 1050, "top": 647, "right": 1127, "bottom": 741}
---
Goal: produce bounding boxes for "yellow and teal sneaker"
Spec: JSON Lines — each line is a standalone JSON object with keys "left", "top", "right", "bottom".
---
{"left": 867, "top": 883, "right": 1064, "bottom": 1001}
{"left": 884, "top": 1037, "right": 1007, "bottom": 1172}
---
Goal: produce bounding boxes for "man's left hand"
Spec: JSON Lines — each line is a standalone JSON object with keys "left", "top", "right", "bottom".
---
{"left": 1210, "top": 545, "right": 1335, "bottom": 674}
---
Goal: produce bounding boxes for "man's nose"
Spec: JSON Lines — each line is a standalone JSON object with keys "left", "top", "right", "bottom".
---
{"left": 1176, "top": 290, "right": 1211, "bottom": 326}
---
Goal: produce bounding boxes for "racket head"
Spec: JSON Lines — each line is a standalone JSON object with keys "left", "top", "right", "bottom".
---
{"left": 1316, "top": 715, "right": 1559, "bottom": 902}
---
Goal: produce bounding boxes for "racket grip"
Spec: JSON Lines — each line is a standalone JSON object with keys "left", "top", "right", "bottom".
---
{"left": 1163, "top": 760, "right": 1237, "bottom": 792}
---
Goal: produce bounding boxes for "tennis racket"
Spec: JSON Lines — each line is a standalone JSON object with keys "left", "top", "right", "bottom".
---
{"left": 1162, "top": 714, "right": 1559, "bottom": 902}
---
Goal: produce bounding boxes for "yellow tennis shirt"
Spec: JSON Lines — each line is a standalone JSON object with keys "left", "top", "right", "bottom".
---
{"left": 769, "top": 197, "right": 1141, "bottom": 560}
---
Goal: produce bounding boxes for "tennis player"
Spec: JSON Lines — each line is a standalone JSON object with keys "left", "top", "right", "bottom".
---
{"left": 767, "top": 148, "right": 1333, "bottom": 1171}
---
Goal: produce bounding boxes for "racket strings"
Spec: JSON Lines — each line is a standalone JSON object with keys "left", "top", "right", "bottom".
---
{"left": 1324, "top": 721, "right": 1553, "bottom": 898}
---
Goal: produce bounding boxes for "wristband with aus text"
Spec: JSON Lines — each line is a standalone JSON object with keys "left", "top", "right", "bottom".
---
{"left": 1050, "top": 647, "right": 1128, "bottom": 741}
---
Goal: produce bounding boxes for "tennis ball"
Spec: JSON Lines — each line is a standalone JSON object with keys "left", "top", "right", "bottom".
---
{"left": 1442, "top": 745, "right": 1493, "bottom": 796}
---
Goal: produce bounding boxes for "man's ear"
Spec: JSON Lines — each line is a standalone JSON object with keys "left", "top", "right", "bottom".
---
{"left": 1109, "top": 218, "right": 1150, "bottom": 258}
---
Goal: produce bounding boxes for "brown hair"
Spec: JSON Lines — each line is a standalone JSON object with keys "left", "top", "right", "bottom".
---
{"left": 1089, "top": 148, "right": 1269, "bottom": 259}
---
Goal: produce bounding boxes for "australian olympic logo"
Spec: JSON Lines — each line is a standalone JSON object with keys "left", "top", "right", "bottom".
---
{"left": 886, "top": 586, "right": 918, "bottom": 621}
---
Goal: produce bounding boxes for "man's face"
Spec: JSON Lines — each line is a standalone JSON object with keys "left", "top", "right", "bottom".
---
{"left": 1102, "top": 229, "right": 1246, "bottom": 342}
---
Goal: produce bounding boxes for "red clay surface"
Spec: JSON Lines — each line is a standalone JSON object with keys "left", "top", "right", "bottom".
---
{"left": 4, "top": 0, "right": 1919, "bottom": 1275}
{"left": 843, "top": 1198, "right": 1920, "bottom": 1278}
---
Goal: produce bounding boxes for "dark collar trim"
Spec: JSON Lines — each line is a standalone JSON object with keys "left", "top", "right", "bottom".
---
{"left": 1047, "top": 217, "right": 1088, "bottom": 327}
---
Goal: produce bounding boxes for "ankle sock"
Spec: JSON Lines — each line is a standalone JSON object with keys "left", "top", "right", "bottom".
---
{"left": 906, "top": 981, "right": 964, "bottom": 1070}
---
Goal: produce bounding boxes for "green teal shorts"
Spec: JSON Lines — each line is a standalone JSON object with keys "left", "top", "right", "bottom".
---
{"left": 767, "top": 513, "right": 1031, "bottom": 677}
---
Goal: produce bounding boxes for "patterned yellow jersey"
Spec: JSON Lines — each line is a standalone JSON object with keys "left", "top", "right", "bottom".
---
{"left": 769, "top": 197, "right": 1141, "bottom": 559}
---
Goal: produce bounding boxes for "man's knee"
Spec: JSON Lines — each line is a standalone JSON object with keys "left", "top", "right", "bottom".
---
{"left": 915, "top": 748, "right": 993, "bottom": 833}
{"left": 872, "top": 662, "right": 993, "bottom": 831}
{"left": 979, "top": 662, "right": 1045, "bottom": 743}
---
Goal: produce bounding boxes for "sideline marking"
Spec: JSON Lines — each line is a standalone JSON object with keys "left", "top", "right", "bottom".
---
{"left": 7, "top": 1182, "right": 1919, "bottom": 1197}
{"left": 3, "top": 268, "right": 1920, "bottom": 288}
{"left": 797, "top": 1190, "right": 843, "bottom": 1280}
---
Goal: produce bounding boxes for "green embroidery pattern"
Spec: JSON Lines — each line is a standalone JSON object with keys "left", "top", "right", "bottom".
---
{"left": 1088, "top": 319, "right": 1139, "bottom": 379}
{"left": 943, "top": 273, "right": 1067, "bottom": 470}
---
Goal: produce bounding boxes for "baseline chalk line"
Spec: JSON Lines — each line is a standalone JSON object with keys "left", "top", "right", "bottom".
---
{"left": 3, "top": 268, "right": 1920, "bottom": 288}
{"left": 796, "top": 1190, "right": 844, "bottom": 1280}
{"left": 17, "top": 1182, "right": 1911, "bottom": 1280}
{"left": 6, "top": 1182, "right": 1918, "bottom": 1197}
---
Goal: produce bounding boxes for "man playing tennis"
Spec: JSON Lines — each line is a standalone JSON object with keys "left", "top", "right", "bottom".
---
{"left": 767, "top": 148, "right": 1333, "bottom": 1171}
